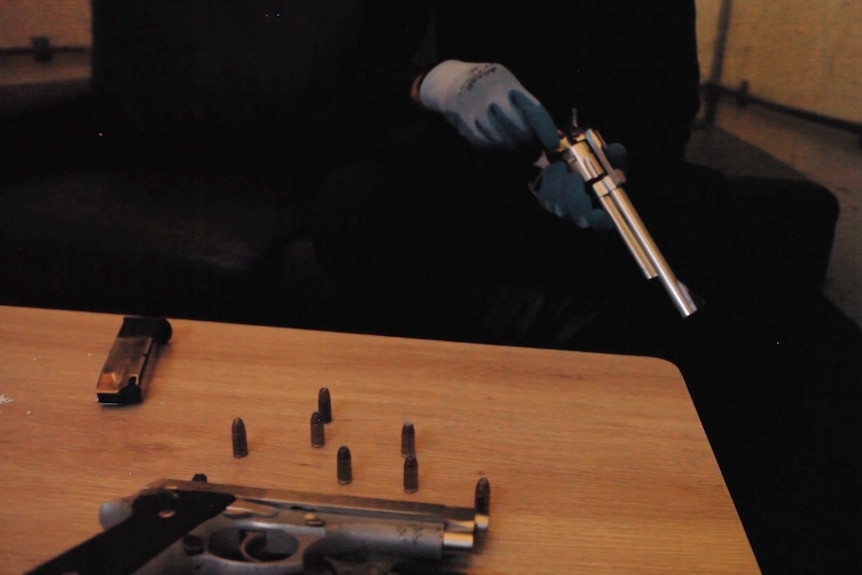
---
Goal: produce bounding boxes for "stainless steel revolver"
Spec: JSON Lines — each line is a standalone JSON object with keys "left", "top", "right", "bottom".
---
{"left": 541, "top": 114, "right": 699, "bottom": 318}
{"left": 27, "top": 477, "right": 490, "bottom": 574}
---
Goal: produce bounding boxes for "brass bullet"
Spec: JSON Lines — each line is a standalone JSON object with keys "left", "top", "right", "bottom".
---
{"left": 231, "top": 417, "right": 248, "bottom": 458}
{"left": 318, "top": 387, "right": 332, "bottom": 423}
{"left": 337, "top": 445, "right": 353, "bottom": 484}
{"left": 403, "top": 454, "right": 419, "bottom": 493}
{"left": 310, "top": 411, "right": 325, "bottom": 448}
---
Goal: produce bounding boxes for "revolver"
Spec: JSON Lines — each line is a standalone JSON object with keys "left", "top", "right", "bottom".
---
{"left": 542, "top": 114, "right": 699, "bottom": 318}
{"left": 27, "top": 477, "right": 490, "bottom": 575}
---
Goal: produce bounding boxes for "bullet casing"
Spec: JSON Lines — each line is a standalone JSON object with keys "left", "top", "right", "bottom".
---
{"left": 310, "top": 411, "right": 325, "bottom": 448}
{"left": 337, "top": 445, "right": 353, "bottom": 484}
{"left": 404, "top": 454, "right": 419, "bottom": 493}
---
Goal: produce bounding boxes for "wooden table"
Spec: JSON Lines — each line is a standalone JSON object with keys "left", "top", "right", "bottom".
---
{"left": 0, "top": 305, "right": 758, "bottom": 573}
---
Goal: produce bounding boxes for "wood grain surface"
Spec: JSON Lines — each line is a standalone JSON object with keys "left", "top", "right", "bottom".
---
{"left": 0, "top": 305, "right": 758, "bottom": 573}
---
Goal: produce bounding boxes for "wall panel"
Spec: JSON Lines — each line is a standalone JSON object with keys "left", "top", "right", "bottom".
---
{"left": 698, "top": 0, "right": 862, "bottom": 123}
{"left": 0, "top": 0, "right": 91, "bottom": 48}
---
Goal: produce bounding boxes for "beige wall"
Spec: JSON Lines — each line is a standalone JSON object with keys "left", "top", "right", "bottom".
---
{"left": 697, "top": 1, "right": 862, "bottom": 329}
{"left": 696, "top": 0, "right": 862, "bottom": 123}
{"left": 0, "top": 0, "right": 91, "bottom": 48}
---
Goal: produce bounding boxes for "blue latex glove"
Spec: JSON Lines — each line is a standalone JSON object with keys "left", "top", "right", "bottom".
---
{"left": 418, "top": 60, "right": 559, "bottom": 150}
{"left": 532, "top": 143, "right": 628, "bottom": 231}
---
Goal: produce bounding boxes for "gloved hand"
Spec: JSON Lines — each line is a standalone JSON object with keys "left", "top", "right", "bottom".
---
{"left": 531, "top": 142, "right": 627, "bottom": 231}
{"left": 418, "top": 60, "right": 559, "bottom": 150}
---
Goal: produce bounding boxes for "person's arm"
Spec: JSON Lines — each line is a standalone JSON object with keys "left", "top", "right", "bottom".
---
{"left": 413, "top": 60, "right": 560, "bottom": 150}
{"left": 425, "top": 2, "right": 700, "bottom": 168}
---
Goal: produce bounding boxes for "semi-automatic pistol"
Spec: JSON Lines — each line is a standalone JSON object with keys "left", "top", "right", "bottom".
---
{"left": 27, "top": 477, "right": 489, "bottom": 574}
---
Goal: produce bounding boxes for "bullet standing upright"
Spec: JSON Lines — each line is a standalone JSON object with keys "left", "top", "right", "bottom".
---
{"left": 401, "top": 421, "right": 415, "bottom": 457}
{"left": 310, "top": 411, "right": 325, "bottom": 448}
{"left": 337, "top": 445, "right": 353, "bottom": 484}
{"left": 403, "top": 454, "right": 419, "bottom": 493}
{"left": 318, "top": 387, "right": 332, "bottom": 423}
{"left": 232, "top": 417, "right": 248, "bottom": 458}
{"left": 475, "top": 477, "right": 491, "bottom": 515}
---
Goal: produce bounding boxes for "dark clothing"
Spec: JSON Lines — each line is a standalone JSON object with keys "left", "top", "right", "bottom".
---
{"left": 92, "top": 2, "right": 699, "bottom": 176}
{"left": 430, "top": 3, "right": 700, "bottom": 166}
{"left": 345, "top": 3, "right": 701, "bottom": 171}
{"left": 312, "top": 3, "right": 838, "bottom": 376}
{"left": 89, "top": 1, "right": 837, "bottom": 368}
{"left": 314, "top": 2, "right": 708, "bottom": 338}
